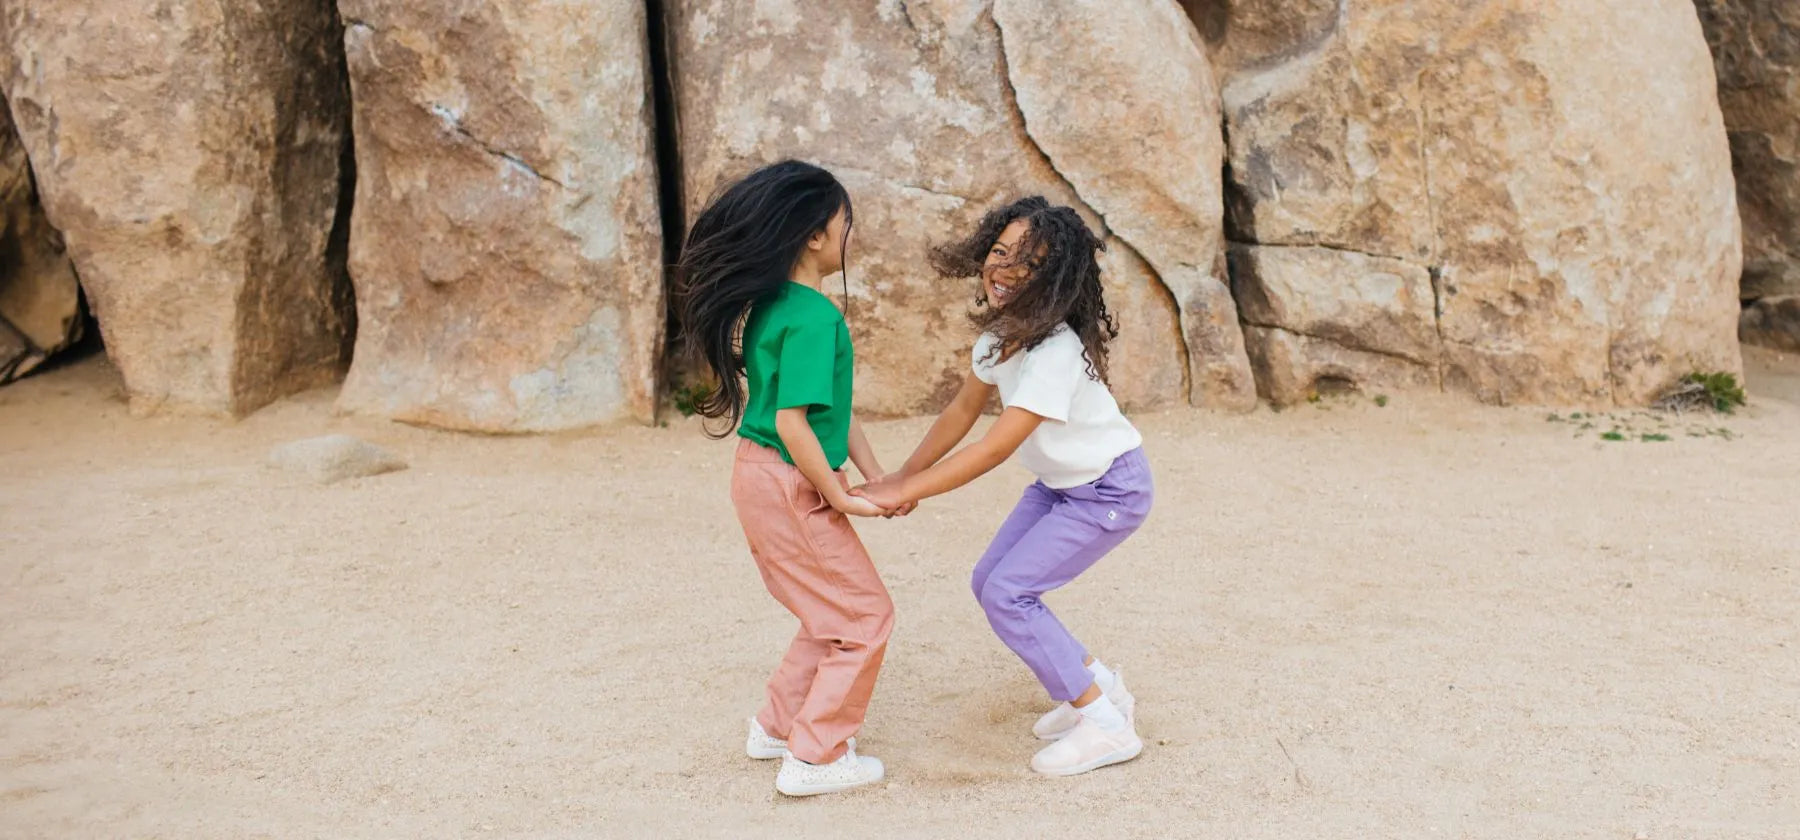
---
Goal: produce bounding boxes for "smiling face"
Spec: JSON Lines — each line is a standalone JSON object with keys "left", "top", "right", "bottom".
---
{"left": 980, "top": 219, "right": 1036, "bottom": 309}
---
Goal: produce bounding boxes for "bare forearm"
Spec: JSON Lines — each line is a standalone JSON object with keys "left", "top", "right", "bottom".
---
{"left": 776, "top": 410, "right": 847, "bottom": 505}
{"left": 897, "top": 438, "right": 1010, "bottom": 502}
{"left": 892, "top": 406, "right": 1040, "bottom": 503}
{"left": 902, "top": 403, "right": 980, "bottom": 475}
{"left": 847, "top": 417, "right": 884, "bottom": 481}
{"left": 901, "top": 374, "right": 991, "bottom": 476}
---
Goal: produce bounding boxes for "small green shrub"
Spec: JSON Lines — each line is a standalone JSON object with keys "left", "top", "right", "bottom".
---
{"left": 671, "top": 381, "right": 712, "bottom": 417}
{"left": 1654, "top": 372, "right": 1746, "bottom": 414}
{"left": 1686, "top": 372, "right": 1746, "bottom": 413}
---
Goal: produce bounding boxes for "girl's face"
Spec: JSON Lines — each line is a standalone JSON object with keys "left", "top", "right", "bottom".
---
{"left": 806, "top": 205, "right": 851, "bottom": 277}
{"left": 981, "top": 219, "right": 1035, "bottom": 309}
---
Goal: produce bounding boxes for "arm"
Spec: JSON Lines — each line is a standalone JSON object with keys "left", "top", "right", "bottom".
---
{"left": 846, "top": 416, "right": 885, "bottom": 482}
{"left": 847, "top": 415, "right": 916, "bottom": 517}
{"left": 896, "top": 371, "right": 995, "bottom": 478}
{"left": 860, "top": 406, "right": 1044, "bottom": 508}
{"left": 777, "top": 407, "right": 886, "bottom": 517}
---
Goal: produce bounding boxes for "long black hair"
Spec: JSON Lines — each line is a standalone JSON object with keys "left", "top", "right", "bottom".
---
{"left": 675, "top": 160, "right": 852, "bottom": 436}
{"left": 930, "top": 196, "right": 1117, "bottom": 383}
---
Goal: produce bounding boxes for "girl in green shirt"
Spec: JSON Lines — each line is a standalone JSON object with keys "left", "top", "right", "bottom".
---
{"left": 676, "top": 160, "right": 898, "bottom": 796}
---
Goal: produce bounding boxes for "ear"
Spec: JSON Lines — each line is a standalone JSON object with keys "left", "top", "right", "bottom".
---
{"left": 807, "top": 228, "right": 828, "bottom": 252}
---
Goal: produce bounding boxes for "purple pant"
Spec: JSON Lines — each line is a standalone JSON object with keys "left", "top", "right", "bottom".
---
{"left": 971, "top": 447, "right": 1154, "bottom": 702}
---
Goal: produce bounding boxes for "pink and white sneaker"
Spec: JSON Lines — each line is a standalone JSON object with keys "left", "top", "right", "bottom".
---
{"left": 1032, "top": 671, "right": 1137, "bottom": 741}
{"left": 1029, "top": 715, "right": 1143, "bottom": 776}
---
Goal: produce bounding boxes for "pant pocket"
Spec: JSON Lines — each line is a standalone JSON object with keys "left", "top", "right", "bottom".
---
{"left": 1062, "top": 478, "right": 1151, "bottom": 531}
{"left": 779, "top": 463, "right": 838, "bottom": 517}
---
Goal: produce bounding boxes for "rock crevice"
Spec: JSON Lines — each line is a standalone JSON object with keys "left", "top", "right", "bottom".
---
{"left": 989, "top": 28, "right": 1193, "bottom": 403}
{"left": 428, "top": 103, "right": 566, "bottom": 189}
{"left": 994, "top": 0, "right": 1255, "bottom": 411}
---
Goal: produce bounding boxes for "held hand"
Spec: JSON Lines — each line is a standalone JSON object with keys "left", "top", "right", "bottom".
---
{"left": 856, "top": 471, "right": 918, "bottom": 518}
{"left": 850, "top": 477, "right": 910, "bottom": 514}
{"left": 830, "top": 491, "right": 890, "bottom": 518}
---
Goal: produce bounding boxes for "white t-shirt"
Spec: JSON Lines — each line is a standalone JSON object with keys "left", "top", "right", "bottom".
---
{"left": 972, "top": 327, "right": 1143, "bottom": 489}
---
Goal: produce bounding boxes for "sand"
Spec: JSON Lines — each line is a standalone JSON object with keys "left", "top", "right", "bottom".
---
{"left": 3, "top": 350, "right": 1798, "bottom": 839}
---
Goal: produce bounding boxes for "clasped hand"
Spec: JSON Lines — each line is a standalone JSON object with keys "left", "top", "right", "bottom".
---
{"left": 837, "top": 474, "right": 916, "bottom": 518}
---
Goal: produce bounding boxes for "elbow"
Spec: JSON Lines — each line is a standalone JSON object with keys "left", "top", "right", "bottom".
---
{"left": 774, "top": 409, "right": 808, "bottom": 445}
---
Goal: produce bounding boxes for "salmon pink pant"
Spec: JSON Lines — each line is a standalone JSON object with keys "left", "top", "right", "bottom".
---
{"left": 731, "top": 440, "right": 893, "bottom": 764}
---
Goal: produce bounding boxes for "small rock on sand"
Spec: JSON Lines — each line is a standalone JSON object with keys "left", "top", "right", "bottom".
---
{"left": 268, "top": 434, "right": 407, "bottom": 484}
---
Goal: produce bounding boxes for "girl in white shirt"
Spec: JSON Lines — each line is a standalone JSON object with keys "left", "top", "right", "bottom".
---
{"left": 854, "top": 197, "right": 1153, "bottom": 777}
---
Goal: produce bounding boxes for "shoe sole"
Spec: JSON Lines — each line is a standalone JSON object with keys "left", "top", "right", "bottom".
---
{"left": 747, "top": 736, "right": 854, "bottom": 761}
{"left": 775, "top": 768, "right": 885, "bottom": 797}
{"left": 746, "top": 744, "right": 786, "bottom": 760}
{"left": 1032, "top": 740, "right": 1144, "bottom": 777}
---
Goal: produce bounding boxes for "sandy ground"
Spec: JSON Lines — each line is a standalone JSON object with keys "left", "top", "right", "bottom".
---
{"left": 3, "top": 350, "right": 1798, "bottom": 840}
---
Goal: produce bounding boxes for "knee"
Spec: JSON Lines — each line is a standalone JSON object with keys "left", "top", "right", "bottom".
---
{"left": 873, "top": 594, "right": 895, "bottom": 641}
{"left": 857, "top": 592, "right": 895, "bottom": 650}
{"left": 977, "top": 578, "right": 1031, "bottom": 619}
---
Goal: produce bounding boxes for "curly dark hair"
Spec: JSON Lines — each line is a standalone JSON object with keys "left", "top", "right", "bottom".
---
{"left": 929, "top": 196, "right": 1118, "bottom": 384}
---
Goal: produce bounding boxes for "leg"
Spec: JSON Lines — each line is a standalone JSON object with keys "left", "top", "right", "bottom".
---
{"left": 734, "top": 450, "right": 825, "bottom": 740}
{"left": 734, "top": 446, "right": 893, "bottom": 763}
{"left": 976, "top": 499, "right": 1140, "bottom": 701}
{"left": 970, "top": 482, "right": 1058, "bottom": 603}
{"left": 754, "top": 626, "right": 829, "bottom": 740}
{"left": 781, "top": 481, "right": 893, "bottom": 764}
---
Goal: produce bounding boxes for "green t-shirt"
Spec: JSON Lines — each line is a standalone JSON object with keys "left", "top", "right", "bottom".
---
{"left": 739, "top": 283, "right": 854, "bottom": 469}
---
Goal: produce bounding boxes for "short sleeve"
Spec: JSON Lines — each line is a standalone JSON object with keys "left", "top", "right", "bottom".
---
{"left": 1009, "top": 334, "right": 1082, "bottom": 423}
{"left": 971, "top": 333, "right": 999, "bottom": 384}
{"left": 774, "top": 318, "right": 838, "bottom": 410}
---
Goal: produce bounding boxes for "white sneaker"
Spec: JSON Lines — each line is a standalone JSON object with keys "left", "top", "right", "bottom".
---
{"left": 746, "top": 718, "right": 786, "bottom": 760}
{"left": 1033, "top": 670, "right": 1137, "bottom": 741}
{"left": 745, "top": 718, "right": 855, "bottom": 761}
{"left": 1029, "top": 715, "right": 1143, "bottom": 776}
{"left": 774, "top": 746, "right": 885, "bottom": 796}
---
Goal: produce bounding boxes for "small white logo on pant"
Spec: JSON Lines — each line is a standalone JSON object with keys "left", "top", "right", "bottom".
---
{"left": 1107, "top": 510, "right": 1117, "bottom": 521}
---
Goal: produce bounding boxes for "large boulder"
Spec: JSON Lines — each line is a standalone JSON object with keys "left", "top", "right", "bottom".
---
{"left": 1696, "top": 1, "right": 1800, "bottom": 301}
{"left": 0, "top": 93, "right": 81, "bottom": 383}
{"left": 669, "top": 0, "right": 1251, "bottom": 414}
{"left": 0, "top": 0, "right": 353, "bottom": 415}
{"left": 993, "top": 0, "right": 1254, "bottom": 411}
{"left": 1207, "top": 0, "right": 1743, "bottom": 405}
{"left": 334, "top": 0, "right": 665, "bottom": 432}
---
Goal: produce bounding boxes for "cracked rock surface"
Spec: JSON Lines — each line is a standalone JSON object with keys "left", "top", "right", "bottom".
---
{"left": 0, "top": 91, "right": 82, "bottom": 384}
{"left": 1696, "top": 0, "right": 1800, "bottom": 302}
{"left": 0, "top": 0, "right": 353, "bottom": 415}
{"left": 335, "top": 0, "right": 665, "bottom": 431}
{"left": 1210, "top": 0, "right": 1743, "bottom": 406}
{"left": 994, "top": 0, "right": 1254, "bottom": 412}
{"left": 669, "top": 0, "right": 1228, "bottom": 414}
